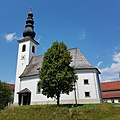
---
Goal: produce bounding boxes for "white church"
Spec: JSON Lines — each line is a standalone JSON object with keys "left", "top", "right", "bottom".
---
{"left": 14, "top": 10, "right": 102, "bottom": 105}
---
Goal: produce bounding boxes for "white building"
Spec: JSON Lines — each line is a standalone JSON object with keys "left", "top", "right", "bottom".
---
{"left": 14, "top": 10, "right": 102, "bottom": 105}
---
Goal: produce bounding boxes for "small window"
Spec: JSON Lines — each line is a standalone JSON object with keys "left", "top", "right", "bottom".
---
{"left": 84, "top": 79, "right": 89, "bottom": 85}
{"left": 22, "top": 45, "right": 26, "bottom": 52}
{"left": 85, "top": 92, "right": 90, "bottom": 97}
{"left": 32, "top": 46, "right": 35, "bottom": 53}
{"left": 37, "top": 83, "right": 41, "bottom": 94}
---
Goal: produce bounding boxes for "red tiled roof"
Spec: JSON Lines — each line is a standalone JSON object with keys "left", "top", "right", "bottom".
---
{"left": 102, "top": 91, "right": 120, "bottom": 98}
{"left": 100, "top": 81, "right": 120, "bottom": 91}
{"left": 0, "top": 82, "right": 15, "bottom": 92}
{"left": 5, "top": 83, "right": 15, "bottom": 92}
{"left": 100, "top": 81, "right": 120, "bottom": 99}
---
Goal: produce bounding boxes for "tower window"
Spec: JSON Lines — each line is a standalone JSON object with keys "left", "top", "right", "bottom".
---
{"left": 22, "top": 45, "right": 26, "bottom": 52}
{"left": 32, "top": 46, "right": 35, "bottom": 53}
{"left": 85, "top": 92, "right": 90, "bottom": 97}
{"left": 84, "top": 79, "right": 89, "bottom": 85}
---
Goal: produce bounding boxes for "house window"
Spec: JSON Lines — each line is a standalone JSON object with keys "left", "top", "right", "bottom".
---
{"left": 22, "top": 45, "right": 26, "bottom": 52}
{"left": 37, "top": 83, "right": 41, "bottom": 94}
{"left": 32, "top": 46, "right": 35, "bottom": 53}
{"left": 85, "top": 92, "right": 90, "bottom": 97}
{"left": 84, "top": 79, "right": 89, "bottom": 85}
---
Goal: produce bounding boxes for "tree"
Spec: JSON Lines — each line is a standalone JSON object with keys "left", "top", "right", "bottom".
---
{"left": 39, "top": 41, "right": 78, "bottom": 106}
{"left": 0, "top": 82, "right": 12, "bottom": 109}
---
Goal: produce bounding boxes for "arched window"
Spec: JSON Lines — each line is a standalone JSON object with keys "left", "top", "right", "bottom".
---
{"left": 22, "top": 45, "right": 26, "bottom": 52}
{"left": 32, "top": 46, "right": 35, "bottom": 53}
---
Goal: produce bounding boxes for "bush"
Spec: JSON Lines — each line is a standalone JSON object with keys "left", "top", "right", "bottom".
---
{"left": 0, "top": 82, "right": 12, "bottom": 109}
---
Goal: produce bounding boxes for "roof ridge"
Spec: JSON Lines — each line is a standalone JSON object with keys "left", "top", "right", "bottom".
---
{"left": 33, "top": 54, "right": 44, "bottom": 57}
{"left": 77, "top": 48, "right": 94, "bottom": 68}
{"left": 68, "top": 48, "right": 78, "bottom": 50}
{"left": 29, "top": 55, "right": 43, "bottom": 65}
{"left": 101, "top": 80, "right": 120, "bottom": 83}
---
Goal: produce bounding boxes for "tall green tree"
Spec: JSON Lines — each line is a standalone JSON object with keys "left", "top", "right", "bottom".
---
{"left": 0, "top": 82, "right": 12, "bottom": 109}
{"left": 39, "top": 41, "right": 78, "bottom": 106}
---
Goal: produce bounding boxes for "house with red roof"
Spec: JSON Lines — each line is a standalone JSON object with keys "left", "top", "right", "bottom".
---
{"left": 5, "top": 83, "right": 15, "bottom": 105}
{"left": 0, "top": 82, "right": 15, "bottom": 107}
{"left": 5, "top": 83, "right": 15, "bottom": 93}
{"left": 100, "top": 81, "right": 120, "bottom": 103}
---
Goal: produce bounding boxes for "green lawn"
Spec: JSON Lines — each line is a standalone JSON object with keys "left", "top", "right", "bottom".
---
{"left": 0, "top": 103, "right": 120, "bottom": 120}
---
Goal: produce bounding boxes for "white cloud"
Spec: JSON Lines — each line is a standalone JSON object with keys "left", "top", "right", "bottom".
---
{"left": 36, "top": 36, "right": 42, "bottom": 43}
{"left": 100, "top": 52, "right": 120, "bottom": 81}
{"left": 96, "top": 61, "right": 103, "bottom": 68}
{"left": 4, "top": 32, "right": 17, "bottom": 42}
{"left": 113, "top": 52, "right": 120, "bottom": 62}
{"left": 79, "top": 30, "right": 86, "bottom": 40}
{"left": 114, "top": 46, "right": 120, "bottom": 50}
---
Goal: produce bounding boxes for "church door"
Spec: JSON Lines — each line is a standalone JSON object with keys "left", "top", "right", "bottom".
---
{"left": 17, "top": 88, "right": 31, "bottom": 105}
{"left": 22, "top": 93, "right": 31, "bottom": 105}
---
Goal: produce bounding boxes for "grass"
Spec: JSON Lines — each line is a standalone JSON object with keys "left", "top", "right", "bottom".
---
{"left": 0, "top": 103, "right": 120, "bottom": 120}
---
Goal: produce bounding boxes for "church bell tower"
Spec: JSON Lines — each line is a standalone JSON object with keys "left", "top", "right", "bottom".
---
{"left": 14, "top": 9, "right": 39, "bottom": 105}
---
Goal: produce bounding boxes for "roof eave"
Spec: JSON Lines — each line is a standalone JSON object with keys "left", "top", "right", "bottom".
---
{"left": 20, "top": 74, "right": 39, "bottom": 79}
{"left": 75, "top": 67, "right": 101, "bottom": 74}
{"left": 17, "top": 38, "right": 39, "bottom": 45}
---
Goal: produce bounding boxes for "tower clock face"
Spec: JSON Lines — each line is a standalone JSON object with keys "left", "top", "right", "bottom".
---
{"left": 21, "top": 55, "right": 26, "bottom": 60}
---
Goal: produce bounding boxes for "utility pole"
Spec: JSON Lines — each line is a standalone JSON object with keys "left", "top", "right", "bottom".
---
{"left": 118, "top": 72, "right": 120, "bottom": 78}
{"left": 74, "top": 81, "right": 77, "bottom": 106}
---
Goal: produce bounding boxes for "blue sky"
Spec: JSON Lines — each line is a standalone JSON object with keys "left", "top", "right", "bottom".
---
{"left": 0, "top": 0, "right": 120, "bottom": 83}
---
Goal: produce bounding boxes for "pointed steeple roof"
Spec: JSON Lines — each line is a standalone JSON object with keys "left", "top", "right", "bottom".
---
{"left": 18, "top": 9, "right": 39, "bottom": 45}
{"left": 23, "top": 8, "right": 36, "bottom": 39}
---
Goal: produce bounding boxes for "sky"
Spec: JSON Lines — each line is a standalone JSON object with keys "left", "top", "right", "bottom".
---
{"left": 0, "top": 0, "right": 120, "bottom": 83}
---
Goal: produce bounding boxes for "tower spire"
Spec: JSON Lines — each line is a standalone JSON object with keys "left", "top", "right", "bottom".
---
{"left": 29, "top": 8, "right": 32, "bottom": 13}
{"left": 23, "top": 9, "right": 36, "bottom": 39}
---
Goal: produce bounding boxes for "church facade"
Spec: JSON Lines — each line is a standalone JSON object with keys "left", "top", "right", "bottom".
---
{"left": 14, "top": 10, "right": 102, "bottom": 105}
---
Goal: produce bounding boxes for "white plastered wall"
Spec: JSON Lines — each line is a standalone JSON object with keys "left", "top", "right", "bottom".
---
{"left": 14, "top": 40, "right": 37, "bottom": 105}
{"left": 19, "top": 69, "right": 102, "bottom": 105}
